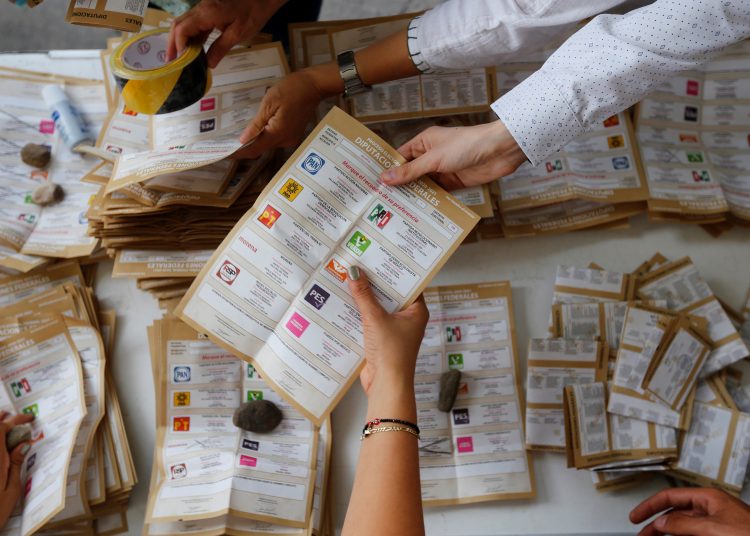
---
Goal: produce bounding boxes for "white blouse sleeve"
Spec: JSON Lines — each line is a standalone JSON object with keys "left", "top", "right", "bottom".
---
{"left": 491, "top": 0, "right": 750, "bottom": 165}
{"left": 407, "top": 0, "right": 628, "bottom": 73}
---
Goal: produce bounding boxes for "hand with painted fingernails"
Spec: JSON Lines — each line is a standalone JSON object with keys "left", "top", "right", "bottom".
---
{"left": 0, "top": 411, "right": 34, "bottom": 528}
{"left": 166, "top": 0, "right": 287, "bottom": 68}
{"left": 379, "top": 119, "right": 527, "bottom": 191}
{"left": 346, "top": 266, "right": 428, "bottom": 398}
{"left": 630, "top": 487, "right": 750, "bottom": 536}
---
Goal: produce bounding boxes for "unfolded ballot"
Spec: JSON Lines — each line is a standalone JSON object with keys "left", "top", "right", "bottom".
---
{"left": 416, "top": 282, "right": 535, "bottom": 504}
{"left": 177, "top": 107, "right": 479, "bottom": 424}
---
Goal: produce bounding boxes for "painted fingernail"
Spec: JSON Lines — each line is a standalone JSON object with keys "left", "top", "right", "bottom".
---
{"left": 348, "top": 266, "right": 361, "bottom": 281}
{"left": 20, "top": 444, "right": 30, "bottom": 455}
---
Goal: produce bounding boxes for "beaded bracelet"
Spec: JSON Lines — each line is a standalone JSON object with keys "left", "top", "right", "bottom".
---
{"left": 362, "top": 418, "right": 420, "bottom": 436}
{"left": 360, "top": 425, "right": 420, "bottom": 441}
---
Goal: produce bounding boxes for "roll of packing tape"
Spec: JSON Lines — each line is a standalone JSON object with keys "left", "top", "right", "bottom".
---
{"left": 111, "top": 29, "right": 211, "bottom": 115}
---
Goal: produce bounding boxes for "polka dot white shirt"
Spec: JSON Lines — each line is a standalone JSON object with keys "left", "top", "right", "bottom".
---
{"left": 409, "top": 0, "right": 750, "bottom": 166}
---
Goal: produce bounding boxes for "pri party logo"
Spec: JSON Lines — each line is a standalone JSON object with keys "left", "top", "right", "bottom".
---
{"left": 216, "top": 260, "right": 240, "bottom": 285}
{"left": 446, "top": 326, "right": 462, "bottom": 343}
{"left": 346, "top": 231, "right": 371, "bottom": 257}
{"left": 301, "top": 152, "right": 325, "bottom": 175}
{"left": 367, "top": 204, "right": 392, "bottom": 229}
{"left": 10, "top": 378, "right": 31, "bottom": 398}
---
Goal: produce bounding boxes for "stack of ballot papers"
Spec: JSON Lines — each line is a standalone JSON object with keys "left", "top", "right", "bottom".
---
{"left": 0, "top": 261, "right": 136, "bottom": 535}
{"left": 524, "top": 255, "right": 750, "bottom": 494}
{"left": 144, "top": 318, "right": 333, "bottom": 536}
{"left": 635, "top": 40, "right": 750, "bottom": 228}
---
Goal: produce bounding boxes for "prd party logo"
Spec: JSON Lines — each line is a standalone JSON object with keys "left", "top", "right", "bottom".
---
{"left": 301, "top": 152, "right": 325, "bottom": 175}
{"left": 216, "top": 260, "right": 240, "bottom": 285}
{"left": 446, "top": 326, "right": 462, "bottom": 343}
{"left": 170, "top": 463, "right": 187, "bottom": 479}
{"left": 10, "top": 378, "right": 31, "bottom": 398}
{"left": 346, "top": 231, "right": 371, "bottom": 257}
{"left": 279, "top": 178, "right": 303, "bottom": 201}
{"left": 173, "top": 392, "right": 191, "bottom": 407}
{"left": 258, "top": 204, "right": 281, "bottom": 229}
{"left": 368, "top": 204, "right": 392, "bottom": 229}
{"left": 607, "top": 135, "right": 624, "bottom": 149}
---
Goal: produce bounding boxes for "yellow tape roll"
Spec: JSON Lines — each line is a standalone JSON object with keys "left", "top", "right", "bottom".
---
{"left": 111, "top": 29, "right": 212, "bottom": 115}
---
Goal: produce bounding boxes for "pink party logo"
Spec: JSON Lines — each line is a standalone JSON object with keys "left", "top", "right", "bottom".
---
{"left": 457, "top": 436, "right": 474, "bottom": 453}
{"left": 286, "top": 312, "right": 310, "bottom": 338}
{"left": 239, "top": 455, "right": 257, "bottom": 467}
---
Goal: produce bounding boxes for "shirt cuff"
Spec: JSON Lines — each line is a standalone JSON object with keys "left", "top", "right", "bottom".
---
{"left": 406, "top": 15, "right": 437, "bottom": 74}
{"left": 490, "top": 69, "right": 585, "bottom": 166}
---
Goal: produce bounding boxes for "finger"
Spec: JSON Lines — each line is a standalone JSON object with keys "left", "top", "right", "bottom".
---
{"left": 172, "top": 13, "right": 209, "bottom": 61}
{"left": 347, "top": 266, "right": 386, "bottom": 321}
{"left": 432, "top": 172, "right": 469, "bottom": 192}
{"left": 651, "top": 512, "right": 710, "bottom": 536}
{"left": 630, "top": 488, "right": 711, "bottom": 523}
{"left": 396, "top": 134, "right": 427, "bottom": 161}
{"left": 6, "top": 414, "right": 34, "bottom": 427}
{"left": 206, "top": 23, "right": 245, "bottom": 68}
{"left": 239, "top": 103, "right": 272, "bottom": 146}
{"left": 401, "top": 295, "right": 429, "bottom": 324}
{"left": 380, "top": 153, "right": 439, "bottom": 186}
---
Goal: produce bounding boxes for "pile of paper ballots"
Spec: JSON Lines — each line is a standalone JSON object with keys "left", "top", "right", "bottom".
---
{"left": 143, "top": 318, "right": 333, "bottom": 536}
{"left": 0, "top": 261, "right": 136, "bottom": 536}
{"left": 525, "top": 254, "right": 750, "bottom": 493}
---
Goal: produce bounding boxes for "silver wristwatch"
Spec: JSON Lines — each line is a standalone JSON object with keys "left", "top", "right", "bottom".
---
{"left": 337, "top": 50, "right": 371, "bottom": 98}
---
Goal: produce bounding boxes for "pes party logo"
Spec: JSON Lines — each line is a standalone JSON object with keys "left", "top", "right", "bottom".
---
{"left": 301, "top": 152, "right": 325, "bottom": 175}
{"left": 170, "top": 463, "right": 187, "bottom": 479}
{"left": 216, "top": 260, "right": 240, "bottom": 285}
{"left": 199, "top": 118, "right": 216, "bottom": 133}
{"left": 304, "top": 284, "right": 330, "bottom": 310}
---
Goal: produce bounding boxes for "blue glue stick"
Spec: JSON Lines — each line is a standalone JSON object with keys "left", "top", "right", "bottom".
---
{"left": 41, "top": 85, "right": 93, "bottom": 150}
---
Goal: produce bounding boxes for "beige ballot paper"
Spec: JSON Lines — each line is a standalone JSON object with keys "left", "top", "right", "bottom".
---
{"left": 0, "top": 320, "right": 86, "bottom": 536}
{"left": 525, "top": 338, "right": 608, "bottom": 451}
{"left": 637, "top": 257, "right": 749, "bottom": 375}
{"left": 112, "top": 249, "right": 213, "bottom": 278}
{"left": 146, "top": 320, "right": 317, "bottom": 528}
{"left": 328, "top": 15, "right": 493, "bottom": 123}
{"left": 66, "top": 0, "right": 147, "bottom": 32}
{"left": 106, "top": 43, "right": 289, "bottom": 194}
{"left": 415, "top": 282, "right": 535, "bottom": 504}
{"left": 607, "top": 306, "right": 692, "bottom": 429}
{"left": 177, "top": 107, "right": 479, "bottom": 423}
{"left": 671, "top": 401, "right": 750, "bottom": 495}
{"left": 563, "top": 382, "right": 678, "bottom": 471}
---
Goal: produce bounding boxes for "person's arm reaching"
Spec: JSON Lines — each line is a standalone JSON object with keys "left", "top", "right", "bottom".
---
{"left": 341, "top": 266, "right": 428, "bottom": 536}
{"left": 0, "top": 412, "right": 34, "bottom": 529}
{"left": 236, "top": 1, "right": 628, "bottom": 159}
{"left": 630, "top": 487, "right": 750, "bottom": 536}
{"left": 381, "top": 0, "right": 750, "bottom": 188}
{"left": 167, "top": 0, "right": 288, "bottom": 68}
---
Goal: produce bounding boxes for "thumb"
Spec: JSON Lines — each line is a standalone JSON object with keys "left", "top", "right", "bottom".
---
{"left": 347, "top": 266, "right": 385, "bottom": 321}
{"left": 380, "top": 153, "right": 438, "bottom": 186}
{"left": 240, "top": 103, "right": 271, "bottom": 145}
{"left": 6, "top": 443, "right": 28, "bottom": 493}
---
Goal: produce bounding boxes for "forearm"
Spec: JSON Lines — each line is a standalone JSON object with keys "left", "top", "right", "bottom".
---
{"left": 306, "top": 29, "right": 419, "bottom": 99}
{"left": 342, "top": 380, "right": 424, "bottom": 536}
{"left": 493, "top": 0, "right": 750, "bottom": 165}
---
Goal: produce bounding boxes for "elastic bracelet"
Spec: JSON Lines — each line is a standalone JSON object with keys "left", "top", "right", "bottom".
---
{"left": 362, "top": 418, "right": 420, "bottom": 436}
{"left": 360, "top": 425, "right": 420, "bottom": 441}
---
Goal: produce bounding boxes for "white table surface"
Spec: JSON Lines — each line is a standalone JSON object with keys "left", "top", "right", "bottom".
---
{"left": 4, "top": 48, "right": 747, "bottom": 536}
{"left": 94, "top": 215, "right": 750, "bottom": 536}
